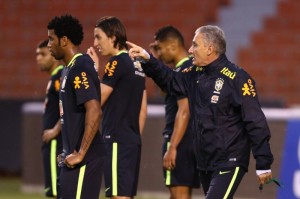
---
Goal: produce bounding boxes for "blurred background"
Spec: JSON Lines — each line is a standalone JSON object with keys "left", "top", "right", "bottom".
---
{"left": 0, "top": 0, "right": 300, "bottom": 198}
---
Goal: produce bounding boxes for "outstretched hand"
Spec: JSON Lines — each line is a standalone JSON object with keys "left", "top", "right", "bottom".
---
{"left": 126, "top": 41, "right": 150, "bottom": 61}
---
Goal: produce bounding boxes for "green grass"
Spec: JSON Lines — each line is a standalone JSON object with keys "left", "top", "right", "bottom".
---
{"left": 0, "top": 178, "right": 164, "bottom": 199}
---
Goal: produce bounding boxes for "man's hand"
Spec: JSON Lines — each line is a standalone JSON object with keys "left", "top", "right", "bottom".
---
{"left": 126, "top": 41, "right": 150, "bottom": 61}
{"left": 163, "top": 146, "right": 177, "bottom": 170}
{"left": 87, "top": 46, "right": 99, "bottom": 72}
{"left": 258, "top": 172, "right": 272, "bottom": 186}
{"left": 64, "top": 150, "right": 84, "bottom": 169}
{"left": 42, "top": 128, "right": 59, "bottom": 143}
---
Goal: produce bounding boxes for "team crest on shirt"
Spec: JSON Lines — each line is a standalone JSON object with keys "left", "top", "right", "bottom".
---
{"left": 214, "top": 78, "right": 224, "bottom": 94}
{"left": 74, "top": 72, "right": 90, "bottom": 89}
{"left": 242, "top": 79, "right": 256, "bottom": 97}
{"left": 105, "top": 60, "right": 117, "bottom": 76}
{"left": 211, "top": 78, "right": 224, "bottom": 104}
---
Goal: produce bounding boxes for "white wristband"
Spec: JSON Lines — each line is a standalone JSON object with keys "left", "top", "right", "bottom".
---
{"left": 256, "top": 169, "right": 271, "bottom": 176}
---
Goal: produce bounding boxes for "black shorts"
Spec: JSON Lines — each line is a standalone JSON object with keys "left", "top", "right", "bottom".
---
{"left": 58, "top": 155, "right": 104, "bottom": 199}
{"left": 104, "top": 142, "right": 141, "bottom": 197}
{"left": 162, "top": 134, "right": 200, "bottom": 188}
{"left": 42, "top": 138, "right": 62, "bottom": 197}
{"left": 200, "top": 167, "right": 246, "bottom": 199}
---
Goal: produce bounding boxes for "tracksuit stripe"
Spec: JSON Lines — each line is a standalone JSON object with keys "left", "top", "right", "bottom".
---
{"left": 112, "top": 143, "right": 118, "bottom": 196}
{"left": 165, "top": 142, "right": 171, "bottom": 185}
{"left": 50, "top": 139, "right": 57, "bottom": 196}
{"left": 76, "top": 165, "right": 86, "bottom": 199}
{"left": 223, "top": 167, "right": 240, "bottom": 199}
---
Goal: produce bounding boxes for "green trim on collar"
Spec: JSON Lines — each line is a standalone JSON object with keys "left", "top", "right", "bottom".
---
{"left": 67, "top": 53, "right": 83, "bottom": 67}
{"left": 51, "top": 65, "right": 64, "bottom": 76}
{"left": 175, "top": 57, "right": 189, "bottom": 68}
{"left": 116, "top": 50, "right": 127, "bottom": 55}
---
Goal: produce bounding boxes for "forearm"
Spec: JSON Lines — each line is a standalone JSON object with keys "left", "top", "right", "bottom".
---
{"left": 53, "top": 119, "right": 61, "bottom": 135}
{"left": 142, "top": 55, "right": 185, "bottom": 96}
{"left": 169, "top": 98, "right": 190, "bottom": 149}
{"left": 139, "top": 90, "right": 147, "bottom": 135}
{"left": 79, "top": 101, "right": 101, "bottom": 157}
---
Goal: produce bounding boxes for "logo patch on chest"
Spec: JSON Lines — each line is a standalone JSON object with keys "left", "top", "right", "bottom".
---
{"left": 211, "top": 78, "right": 224, "bottom": 103}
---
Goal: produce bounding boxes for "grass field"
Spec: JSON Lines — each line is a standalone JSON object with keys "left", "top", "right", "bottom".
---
{"left": 0, "top": 178, "right": 165, "bottom": 199}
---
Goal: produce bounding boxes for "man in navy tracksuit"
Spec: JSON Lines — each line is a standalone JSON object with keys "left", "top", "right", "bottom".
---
{"left": 127, "top": 25, "right": 274, "bottom": 199}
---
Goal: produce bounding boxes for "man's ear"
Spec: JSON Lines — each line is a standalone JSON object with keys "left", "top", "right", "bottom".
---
{"left": 207, "top": 45, "right": 213, "bottom": 56}
{"left": 110, "top": 35, "right": 116, "bottom": 44}
{"left": 60, "top": 36, "right": 68, "bottom": 47}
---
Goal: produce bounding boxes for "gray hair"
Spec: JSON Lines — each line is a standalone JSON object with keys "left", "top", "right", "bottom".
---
{"left": 195, "top": 25, "right": 226, "bottom": 55}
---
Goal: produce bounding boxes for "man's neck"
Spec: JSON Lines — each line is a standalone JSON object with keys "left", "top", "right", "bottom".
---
{"left": 64, "top": 47, "right": 80, "bottom": 66}
{"left": 174, "top": 50, "right": 189, "bottom": 66}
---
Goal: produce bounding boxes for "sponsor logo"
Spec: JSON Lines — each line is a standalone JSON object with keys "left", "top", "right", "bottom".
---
{"left": 242, "top": 79, "right": 256, "bottom": 97}
{"left": 181, "top": 66, "right": 193, "bottom": 73}
{"left": 54, "top": 80, "right": 60, "bottom": 91}
{"left": 74, "top": 76, "right": 81, "bottom": 89}
{"left": 105, "top": 60, "right": 117, "bottom": 76}
{"left": 74, "top": 72, "right": 90, "bottom": 89}
{"left": 196, "top": 66, "right": 203, "bottom": 72}
{"left": 219, "top": 170, "right": 231, "bottom": 175}
{"left": 220, "top": 67, "right": 236, "bottom": 79}
{"left": 135, "top": 70, "right": 145, "bottom": 77}
{"left": 211, "top": 95, "right": 219, "bottom": 104}
{"left": 81, "top": 72, "right": 89, "bottom": 89}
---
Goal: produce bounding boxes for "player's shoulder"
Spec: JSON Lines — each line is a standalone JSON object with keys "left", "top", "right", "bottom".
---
{"left": 71, "top": 54, "right": 95, "bottom": 72}
{"left": 74, "top": 54, "right": 93, "bottom": 65}
{"left": 109, "top": 52, "right": 131, "bottom": 65}
{"left": 219, "top": 61, "right": 252, "bottom": 82}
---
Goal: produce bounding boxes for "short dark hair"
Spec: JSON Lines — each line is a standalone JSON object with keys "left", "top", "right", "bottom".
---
{"left": 47, "top": 14, "right": 84, "bottom": 46}
{"left": 95, "top": 16, "right": 128, "bottom": 50}
{"left": 154, "top": 26, "right": 185, "bottom": 46}
{"left": 37, "top": 39, "right": 49, "bottom": 48}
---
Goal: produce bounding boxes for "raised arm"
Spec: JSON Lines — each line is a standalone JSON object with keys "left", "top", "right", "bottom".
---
{"left": 127, "top": 41, "right": 188, "bottom": 97}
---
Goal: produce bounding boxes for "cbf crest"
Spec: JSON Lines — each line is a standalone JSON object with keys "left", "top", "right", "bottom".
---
{"left": 211, "top": 78, "right": 224, "bottom": 104}
{"left": 214, "top": 78, "right": 224, "bottom": 94}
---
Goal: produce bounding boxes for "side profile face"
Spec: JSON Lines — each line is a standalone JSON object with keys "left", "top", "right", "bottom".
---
{"left": 36, "top": 46, "right": 56, "bottom": 72}
{"left": 93, "top": 27, "right": 115, "bottom": 56}
{"left": 47, "top": 29, "right": 64, "bottom": 60}
{"left": 188, "top": 32, "right": 210, "bottom": 67}
{"left": 155, "top": 40, "right": 174, "bottom": 65}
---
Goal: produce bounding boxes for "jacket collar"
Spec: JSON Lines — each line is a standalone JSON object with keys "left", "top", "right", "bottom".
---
{"left": 201, "top": 54, "right": 228, "bottom": 74}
